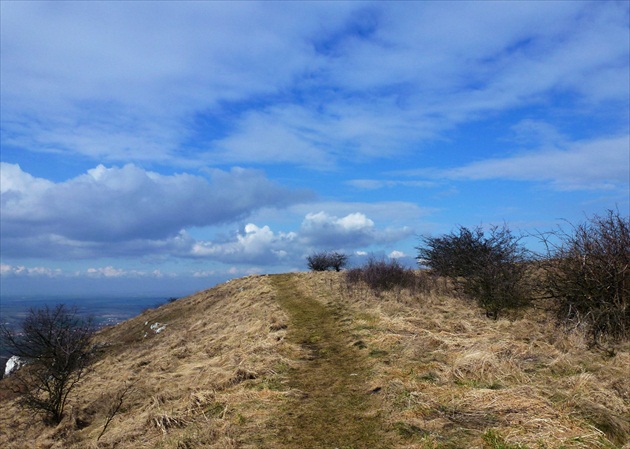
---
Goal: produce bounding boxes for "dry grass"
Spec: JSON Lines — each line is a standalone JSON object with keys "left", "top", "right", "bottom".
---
{"left": 332, "top": 271, "right": 630, "bottom": 449}
{"left": 0, "top": 271, "right": 628, "bottom": 449}
{"left": 0, "top": 274, "right": 294, "bottom": 449}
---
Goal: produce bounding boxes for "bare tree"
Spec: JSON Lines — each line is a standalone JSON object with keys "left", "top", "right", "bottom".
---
{"left": 307, "top": 251, "right": 349, "bottom": 272}
{"left": 1, "top": 304, "right": 95, "bottom": 424}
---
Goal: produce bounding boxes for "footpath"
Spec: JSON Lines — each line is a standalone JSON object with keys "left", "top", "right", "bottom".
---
{"left": 269, "top": 274, "right": 389, "bottom": 449}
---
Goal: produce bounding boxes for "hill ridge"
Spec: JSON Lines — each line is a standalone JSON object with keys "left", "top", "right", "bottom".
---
{"left": 0, "top": 271, "right": 628, "bottom": 449}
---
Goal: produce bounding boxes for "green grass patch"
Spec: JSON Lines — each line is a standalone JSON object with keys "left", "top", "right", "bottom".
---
{"left": 482, "top": 429, "right": 530, "bottom": 449}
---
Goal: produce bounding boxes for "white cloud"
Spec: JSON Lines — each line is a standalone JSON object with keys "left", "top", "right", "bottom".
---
{"left": 0, "top": 162, "right": 417, "bottom": 265}
{"left": 207, "top": 107, "right": 335, "bottom": 169}
{"left": 0, "top": 263, "right": 62, "bottom": 277}
{"left": 191, "top": 224, "right": 298, "bottom": 264}
{"left": 300, "top": 211, "right": 413, "bottom": 249}
{"left": 192, "top": 270, "right": 216, "bottom": 278}
{"left": 0, "top": 163, "right": 308, "bottom": 257}
{"left": 185, "top": 210, "right": 413, "bottom": 266}
{"left": 0, "top": 263, "right": 175, "bottom": 279}
{"left": 346, "top": 179, "right": 438, "bottom": 190}
{"left": 84, "top": 266, "right": 173, "bottom": 278}
{"left": 1, "top": 2, "right": 626, "bottom": 168}
{"left": 444, "top": 135, "right": 630, "bottom": 191}
{"left": 0, "top": 2, "right": 355, "bottom": 165}
{"left": 388, "top": 250, "right": 406, "bottom": 259}
{"left": 86, "top": 266, "right": 126, "bottom": 278}
{"left": 286, "top": 201, "right": 431, "bottom": 229}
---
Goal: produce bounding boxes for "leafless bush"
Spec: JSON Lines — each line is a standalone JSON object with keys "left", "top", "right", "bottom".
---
{"left": 0, "top": 304, "right": 95, "bottom": 424}
{"left": 417, "top": 224, "right": 531, "bottom": 318}
{"left": 537, "top": 210, "right": 629, "bottom": 342}
{"left": 97, "top": 381, "right": 135, "bottom": 441}
{"left": 345, "top": 256, "right": 420, "bottom": 293}
{"left": 307, "top": 251, "right": 348, "bottom": 272}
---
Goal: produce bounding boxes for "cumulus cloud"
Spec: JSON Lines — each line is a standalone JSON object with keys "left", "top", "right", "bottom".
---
{"left": 191, "top": 224, "right": 298, "bottom": 264}
{"left": 388, "top": 250, "right": 406, "bottom": 259}
{"left": 0, "top": 263, "right": 62, "bottom": 277}
{"left": 182, "top": 211, "right": 413, "bottom": 266}
{"left": 85, "top": 266, "right": 172, "bottom": 278}
{"left": 86, "top": 266, "right": 127, "bottom": 278}
{"left": 0, "top": 163, "right": 310, "bottom": 258}
{"left": 287, "top": 201, "right": 430, "bottom": 226}
{"left": 0, "top": 162, "right": 415, "bottom": 265}
{"left": 299, "top": 211, "right": 413, "bottom": 249}
{"left": 0, "top": 263, "right": 174, "bottom": 280}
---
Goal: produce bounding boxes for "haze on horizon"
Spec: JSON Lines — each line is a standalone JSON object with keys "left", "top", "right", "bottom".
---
{"left": 1, "top": 1, "right": 628, "bottom": 297}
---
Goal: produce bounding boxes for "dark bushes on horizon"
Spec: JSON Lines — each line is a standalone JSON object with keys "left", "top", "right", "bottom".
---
{"left": 345, "top": 256, "right": 421, "bottom": 293}
{"left": 307, "top": 251, "right": 349, "bottom": 272}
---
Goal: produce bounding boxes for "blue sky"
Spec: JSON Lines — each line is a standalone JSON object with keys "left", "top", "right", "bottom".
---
{"left": 1, "top": 1, "right": 628, "bottom": 297}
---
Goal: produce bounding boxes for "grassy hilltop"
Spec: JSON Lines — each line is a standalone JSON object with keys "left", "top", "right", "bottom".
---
{"left": 0, "top": 271, "right": 628, "bottom": 449}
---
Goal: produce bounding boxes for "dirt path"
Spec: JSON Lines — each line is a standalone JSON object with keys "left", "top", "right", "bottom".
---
{"left": 269, "top": 274, "right": 389, "bottom": 449}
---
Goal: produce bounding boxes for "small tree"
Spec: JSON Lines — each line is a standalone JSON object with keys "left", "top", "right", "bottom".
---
{"left": 1, "top": 304, "right": 95, "bottom": 424}
{"left": 537, "top": 210, "right": 630, "bottom": 341}
{"left": 307, "top": 251, "right": 348, "bottom": 272}
{"left": 329, "top": 252, "right": 349, "bottom": 272}
{"left": 417, "top": 225, "right": 530, "bottom": 318}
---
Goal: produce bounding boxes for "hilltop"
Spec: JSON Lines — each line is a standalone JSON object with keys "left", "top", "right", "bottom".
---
{"left": 0, "top": 272, "right": 628, "bottom": 449}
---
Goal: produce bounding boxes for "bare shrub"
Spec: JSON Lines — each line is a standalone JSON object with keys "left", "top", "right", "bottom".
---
{"left": 345, "top": 256, "right": 419, "bottom": 293}
{"left": 417, "top": 224, "right": 531, "bottom": 318}
{"left": 307, "top": 251, "right": 349, "bottom": 272}
{"left": 97, "top": 381, "right": 135, "bottom": 441}
{"left": 0, "top": 304, "right": 95, "bottom": 424}
{"left": 537, "top": 209, "right": 630, "bottom": 342}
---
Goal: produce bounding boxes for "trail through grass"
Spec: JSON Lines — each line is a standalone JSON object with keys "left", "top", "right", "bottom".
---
{"left": 270, "top": 274, "right": 389, "bottom": 449}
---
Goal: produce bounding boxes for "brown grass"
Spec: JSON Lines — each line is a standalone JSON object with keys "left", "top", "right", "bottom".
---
{"left": 0, "top": 271, "right": 628, "bottom": 449}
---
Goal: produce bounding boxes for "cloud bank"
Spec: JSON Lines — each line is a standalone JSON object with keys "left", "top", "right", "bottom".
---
{"left": 0, "top": 164, "right": 413, "bottom": 265}
{"left": 0, "top": 163, "right": 310, "bottom": 257}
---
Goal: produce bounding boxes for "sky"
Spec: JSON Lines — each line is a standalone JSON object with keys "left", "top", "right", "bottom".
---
{"left": 1, "top": 1, "right": 629, "bottom": 298}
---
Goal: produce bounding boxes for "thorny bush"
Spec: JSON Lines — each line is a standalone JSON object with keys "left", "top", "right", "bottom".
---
{"left": 417, "top": 224, "right": 531, "bottom": 318}
{"left": 537, "top": 209, "right": 630, "bottom": 342}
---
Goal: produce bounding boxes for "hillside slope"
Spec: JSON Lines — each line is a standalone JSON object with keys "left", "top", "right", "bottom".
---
{"left": 0, "top": 272, "right": 628, "bottom": 449}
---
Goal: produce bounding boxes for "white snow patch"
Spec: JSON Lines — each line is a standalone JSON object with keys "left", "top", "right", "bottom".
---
{"left": 4, "top": 355, "right": 24, "bottom": 377}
